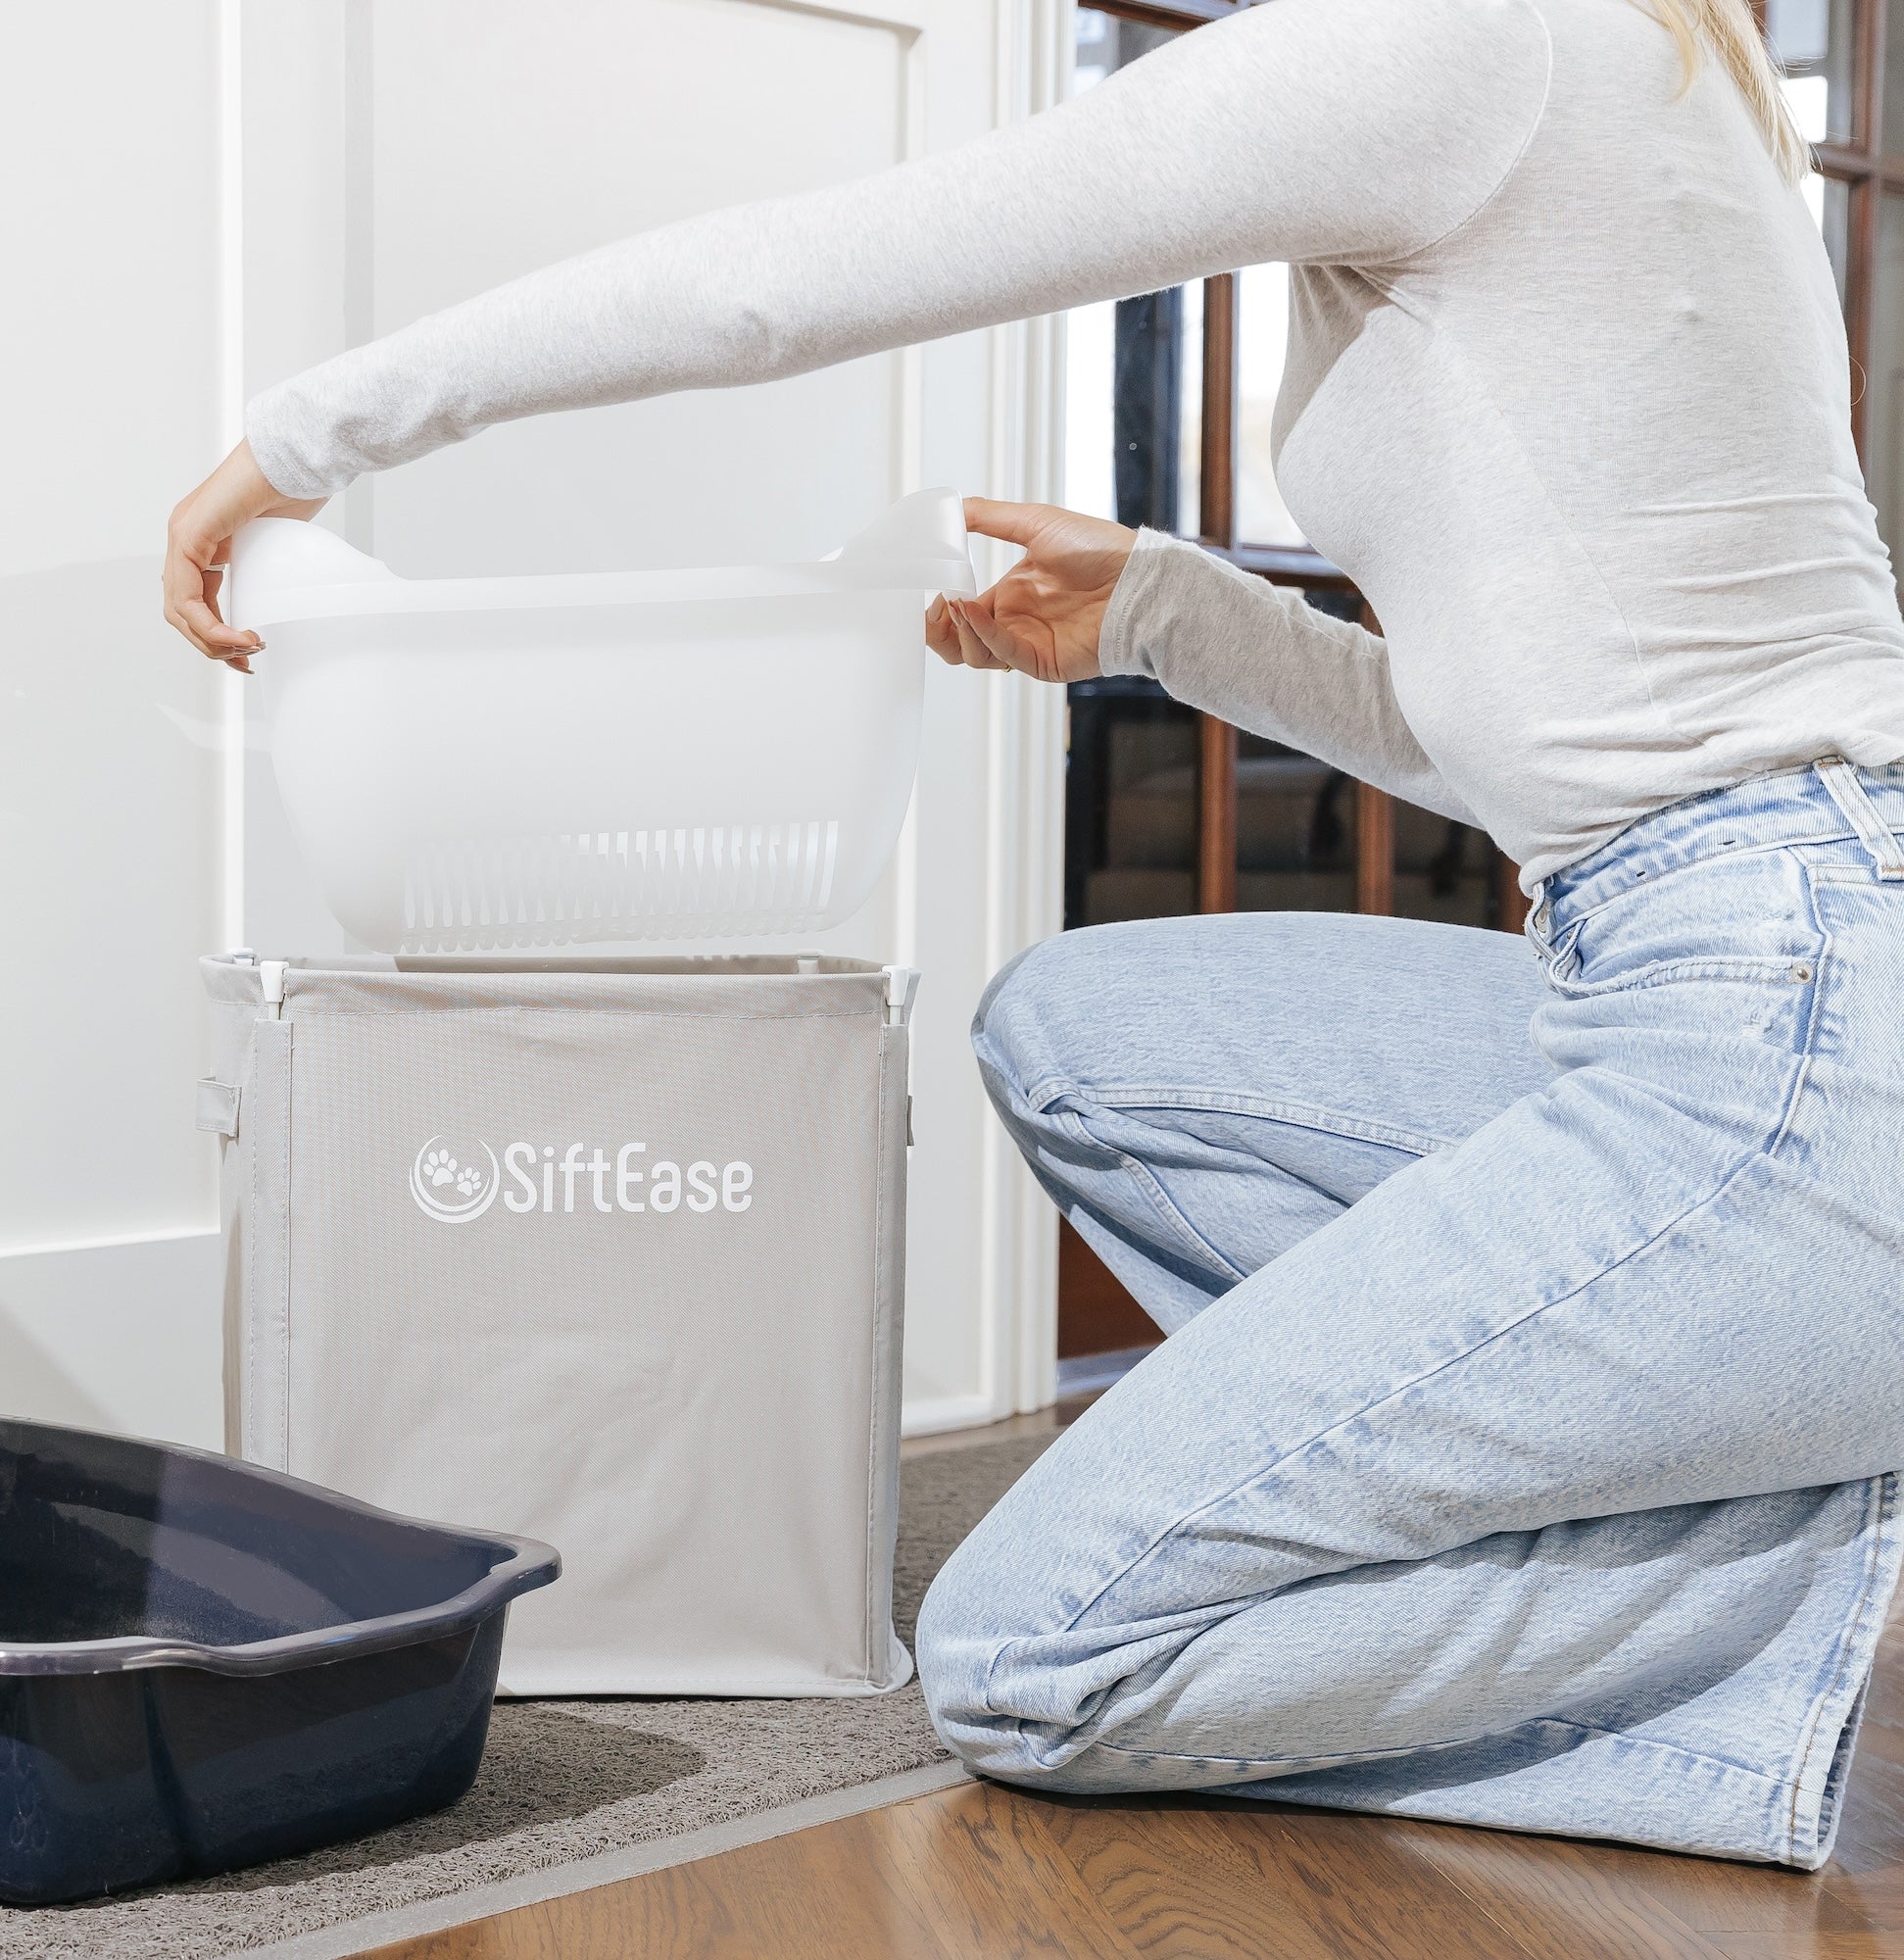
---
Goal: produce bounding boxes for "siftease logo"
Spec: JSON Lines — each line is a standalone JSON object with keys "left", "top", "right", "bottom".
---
{"left": 409, "top": 1136, "right": 753, "bottom": 1224}
{"left": 410, "top": 1137, "right": 502, "bottom": 1225}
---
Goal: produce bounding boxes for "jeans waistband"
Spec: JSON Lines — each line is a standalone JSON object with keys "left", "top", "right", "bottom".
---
{"left": 1532, "top": 760, "right": 1904, "bottom": 939}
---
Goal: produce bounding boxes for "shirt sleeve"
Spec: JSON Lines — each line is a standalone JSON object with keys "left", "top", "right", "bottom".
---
{"left": 245, "top": 0, "right": 1549, "bottom": 497}
{"left": 1099, "top": 531, "right": 1483, "bottom": 827}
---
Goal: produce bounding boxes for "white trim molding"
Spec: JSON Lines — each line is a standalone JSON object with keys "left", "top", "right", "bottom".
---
{"left": 969, "top": 0, "right": 1069, "bottom": 1425}
{"left": 0, "top": 1232, "right": 224, "bottom": 1448}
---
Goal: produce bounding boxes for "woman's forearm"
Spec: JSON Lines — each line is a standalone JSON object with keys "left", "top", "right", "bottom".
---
{"left": 246, "top": 0, "right": 1547, "bottom": 498}
{"left": 1101, "top": 532, "right": 1480, "bottom": 825}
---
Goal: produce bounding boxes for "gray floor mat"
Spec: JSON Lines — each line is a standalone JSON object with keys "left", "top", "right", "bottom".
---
{"left": 0, "top": 1431, "right": 1054, "bottom": 1960}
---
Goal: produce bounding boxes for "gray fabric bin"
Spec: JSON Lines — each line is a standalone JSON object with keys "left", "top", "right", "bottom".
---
{"left": 198, "top": 952, "right": 915, "bottom": 1697}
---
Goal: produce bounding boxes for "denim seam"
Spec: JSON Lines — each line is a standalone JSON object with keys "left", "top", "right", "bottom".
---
{"left": 1542, "top": 955, "right": 1813, "bottom": 1003}
{"left": 1022, "top": 1077, "right": 1453, "bottom": 1158}
{"left": 1782, "top": 1471, "right": 1898, "bottom": 1860}
{"left": 1082, "top": 1718, "right": 1794, "bottom": 1788}
{"left": 979, "top": 1147, "right": 1774, "bottom": 1724}
{"left": 1050, "top": 1106, "right": 1253, "bottom": 1285}
{"left": 1764, "top": 868, "right": 1834, "bottom": 1160}
{"left": 1552, "top": 827, "right": 1865, "bottom": 932}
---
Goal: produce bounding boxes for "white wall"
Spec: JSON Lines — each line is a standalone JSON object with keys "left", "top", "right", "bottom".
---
{"left": 0, "top": 0, "right": 1065, "bottom": 1448}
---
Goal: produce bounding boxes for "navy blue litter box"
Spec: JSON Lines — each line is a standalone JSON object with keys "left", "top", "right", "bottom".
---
{"left": 0, "top": 1417, "right": 560, "bottom": 1905}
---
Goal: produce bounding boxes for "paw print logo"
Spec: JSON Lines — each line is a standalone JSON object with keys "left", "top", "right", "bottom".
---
{"left": 411, "top": 1137, "right": 502, "bottom": 1225}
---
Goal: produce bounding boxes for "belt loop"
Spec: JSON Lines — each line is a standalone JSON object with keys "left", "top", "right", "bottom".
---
{"left": 1816, "top": 758, "right": 1904, "bottom": 880}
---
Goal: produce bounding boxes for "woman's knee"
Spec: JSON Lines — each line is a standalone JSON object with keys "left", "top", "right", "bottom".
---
{"left": 971, "top": 925, "right": 1142, "bottom": 1137}
{"left": 915, "top": 1541, "right": 1028, "bottom": 1773}
{"left": 913, "top": 1530, "right": 1091, "bottom": 1788}
{"left": 971, "top": 935, "right": 1067, "bottom": 1104}
{"left": 914, "top": 1528, "right": 1169, "bottom": 1794}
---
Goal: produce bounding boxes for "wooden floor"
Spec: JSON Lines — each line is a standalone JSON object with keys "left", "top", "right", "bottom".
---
{"left": 364, "top": 1598, "right": 1904, "bottom": 1960}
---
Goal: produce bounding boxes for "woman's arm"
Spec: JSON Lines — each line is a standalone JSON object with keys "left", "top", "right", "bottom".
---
{"left": 245, "top": 0, "right": 1549, "bottom": 499}
{"left": 924, "top": 504, "right": 1473, "bottom": 823}
{"left": 1101, "top": 533, "right": 1479, "bottom": 824}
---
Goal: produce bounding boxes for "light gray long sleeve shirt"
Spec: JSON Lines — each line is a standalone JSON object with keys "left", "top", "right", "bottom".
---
{"left": 246, "top": 0, "right": 1904, "bottom": 885}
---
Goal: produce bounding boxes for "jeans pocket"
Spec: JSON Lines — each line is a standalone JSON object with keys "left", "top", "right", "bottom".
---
{"left": 1543, "top": 952, "right": 1810, "bottom": 1000}
{"left": 1541, "top": 850, "right": 1824, "bottom": 1001}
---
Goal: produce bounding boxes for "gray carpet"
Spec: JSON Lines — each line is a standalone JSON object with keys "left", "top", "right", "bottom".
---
{"left": 0, "top": 1432, "right": 1055, "bottom": 1960}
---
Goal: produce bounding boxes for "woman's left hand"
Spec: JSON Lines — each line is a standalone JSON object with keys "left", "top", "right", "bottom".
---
{"left": 926, "top": 498, "right": 1136, "bottom": 684}
{"left": 164, "top": 441, "right": 327, "bottom": 672}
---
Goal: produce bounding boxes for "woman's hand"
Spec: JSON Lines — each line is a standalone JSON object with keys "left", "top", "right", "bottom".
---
{"left": 927, "top": 498, "right": 1135, "bottom": 683}
{"left": 164, "top": 441, "right": 326, "bottom": 672}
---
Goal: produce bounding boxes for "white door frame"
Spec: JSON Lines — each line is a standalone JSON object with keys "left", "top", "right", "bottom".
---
{"left": 0, "top": 0, "right": 1069, "bottom": 1449}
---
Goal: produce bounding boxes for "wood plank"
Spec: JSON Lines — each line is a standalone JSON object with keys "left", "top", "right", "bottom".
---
{"left": 1712, "top": 1936, "right": 1903, "bottom": 1959}
{"left": 1057, "top": 1215, "right": 1160, "bottom": 1359}
{"left": 1395, "top": 1825, "right": 1741, "bottom": 1960}
{"left": 1441, "top": 1827, "right": 1841, "bottom": 1952}
{"left": 1198, "top": 271, "right": 1238, "bottom": 553}
{"left": 1356, "top": 781, "right": 1395, "bottom": 916}
{"left": 875, "top": 1781, "right": 1147, "bottom": 1960}
{"left": 1042, "top": 1794, "right": 1550, "bottom": 1960}
{"left": 355, "top": 1783, "right": 1140, "bottom": 1960}
{"left": 1097, "top": 0, "right": 1250, "bottom": 32}
{"left": 1573, "top": 1841, "right": 1843, "bottom": 1947}
{"left": 353, "top": 1808, "right": 955, "bottom": 1960}
{"left": 1040, "top": 1798, "right": 1354, "bottom": 1960}
{"left": 1196, "top": 713, "right": 1239, "bottom": 913}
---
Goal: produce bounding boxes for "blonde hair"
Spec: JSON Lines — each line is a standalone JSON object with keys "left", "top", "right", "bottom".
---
{"left": 1642, "top": 0, "right": 1811, "bottom": 184}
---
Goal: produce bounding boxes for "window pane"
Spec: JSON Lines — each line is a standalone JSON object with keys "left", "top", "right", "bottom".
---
{"left": 1064, "top": 677, "right": 1365, "bottom": 928}
{"left": 1869, "top": 192, "right": 1904, "bottom": 565}
{"left": 1233, "top": 737, "right": 1356, "bottom": 912}
{"left": 1064, "top": 680, "right": 1201, "bottom": 927}
{"left": 1231, "top": 589, "right": 1361, "bottom": 913}
{"left": 1114, "top": 288, "right": 1186, "bottom": 530}
{"left": 1880, "top": 0, "right": 1904, "bottom": 159}
{"left": 1236, "top": 263, "right": 1308, "bottom": 548}
{"left": 1178, "top": 277, "right": 1203, "bottom": 540}
{"left": 1391, "top": 803, "right": 1498, "bottom": 929}
{"left": 1063, "top": 9, "right": 1196, "bottom": 535}
{"left": 1064, "top": 298, "right": 1117, "bottom": 520}
{"left": 1803, "top": 172, "right": 1851, "bottom": 314}
{"left": 1766, "top": 0, "right": 1853, "bottom": 145}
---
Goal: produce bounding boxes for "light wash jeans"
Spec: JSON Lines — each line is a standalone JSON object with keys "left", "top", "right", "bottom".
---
{"left": 916, "top": 759, "right": 1904, "bottom": 1867}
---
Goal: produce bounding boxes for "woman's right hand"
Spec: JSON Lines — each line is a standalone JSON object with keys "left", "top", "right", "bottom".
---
{"left": 927, "top": 499, "right": 1135, "bottom": 684}
{"left": 164, "top": 440, "right": 327, "bottom": 672}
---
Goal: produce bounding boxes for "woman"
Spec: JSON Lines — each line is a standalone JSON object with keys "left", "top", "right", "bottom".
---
{"left": 166, "top": 0, "right": 1904, "bottom": 1867}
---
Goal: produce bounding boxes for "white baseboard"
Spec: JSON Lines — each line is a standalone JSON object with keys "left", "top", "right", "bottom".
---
{"left": 900, "top": 1391, "right": 1001, "bottom": 1438}
{"left": 0, "top": 1229, "right": 223, "bottom": 1448}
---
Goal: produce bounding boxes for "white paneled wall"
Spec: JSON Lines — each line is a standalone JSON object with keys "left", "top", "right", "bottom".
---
{"left": 0, "top": 4, "right": 230, "bottom": 1439}
{"left": 0, "top": 0, "right": 1063, "bottom": 1448}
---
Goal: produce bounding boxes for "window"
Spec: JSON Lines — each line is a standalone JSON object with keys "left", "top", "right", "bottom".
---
{"left": 1060, "top": 4, "right": 1520, "bottom": 969}
{"left": 1774, "top": 0, "right": 1904, "bottom": 569}
{"left": 1055, "top": 0, "right": 1892, "bottom": 1360}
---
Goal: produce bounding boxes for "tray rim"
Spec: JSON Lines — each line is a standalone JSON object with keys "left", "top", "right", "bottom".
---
{"left": 0, "top": 1416, "right": 561, "bottom": 1680}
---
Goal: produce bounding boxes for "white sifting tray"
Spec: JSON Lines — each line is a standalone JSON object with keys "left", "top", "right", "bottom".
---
{"left": 227, "top": 489, "right": 975, "bottom": 954}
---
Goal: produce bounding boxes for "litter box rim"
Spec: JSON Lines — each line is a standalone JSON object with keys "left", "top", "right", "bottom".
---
{"left": 0, "top": 1416, "right": 561, "bottom": 1680}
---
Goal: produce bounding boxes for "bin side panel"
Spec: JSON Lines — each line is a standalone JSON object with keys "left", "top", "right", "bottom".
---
{"left": 277, "top": 991, "right": 895, "bottom": 1696}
